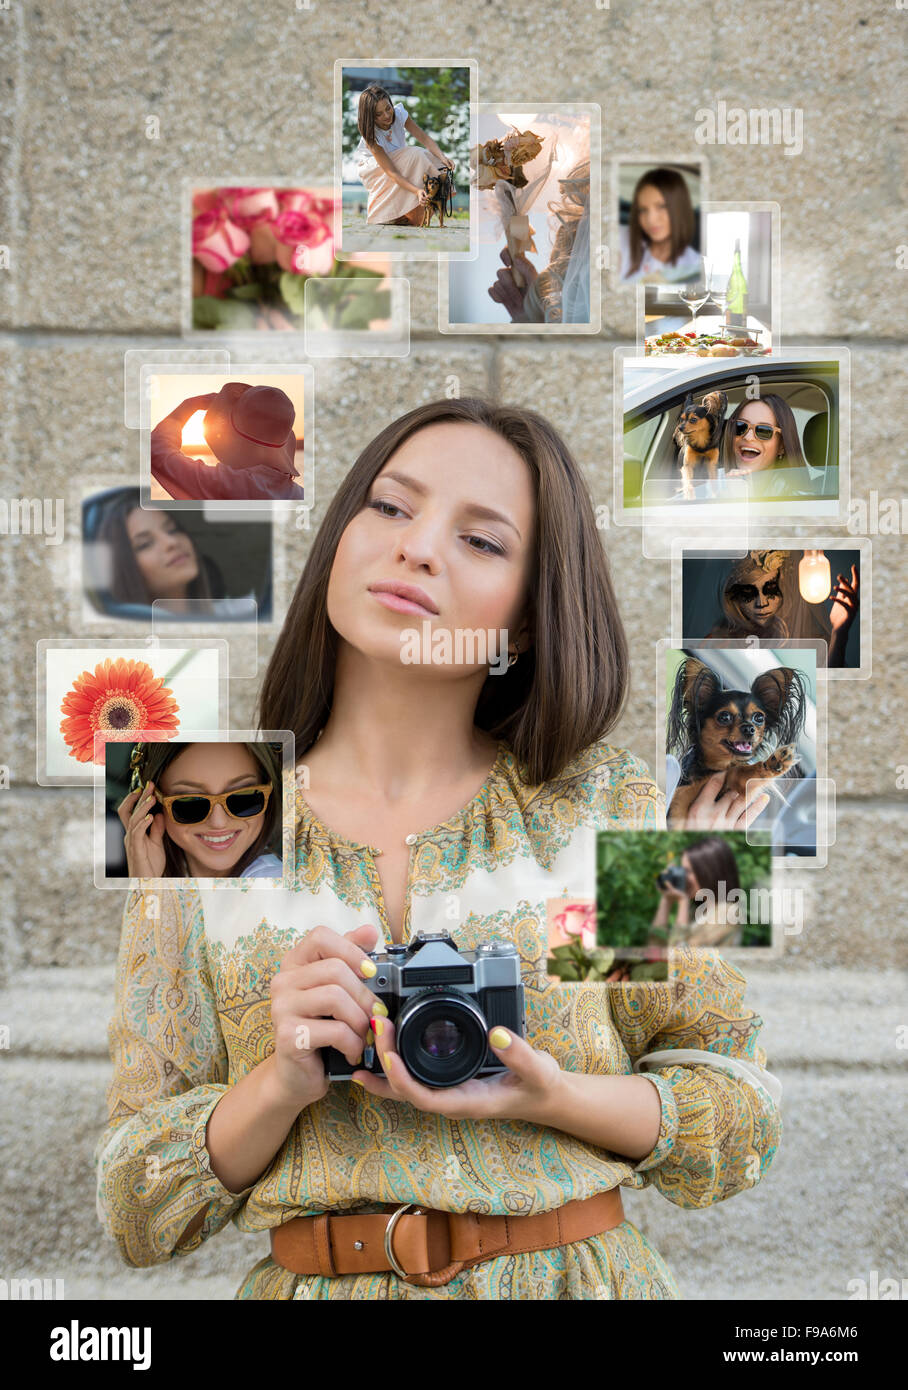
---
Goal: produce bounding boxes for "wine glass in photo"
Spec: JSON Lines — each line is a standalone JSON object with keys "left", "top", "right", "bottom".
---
{"left": 678, "top": 281, "right": 709, "bottom": 334}
{"left": 707, "top": 268, "right": 729, "bottom": 337}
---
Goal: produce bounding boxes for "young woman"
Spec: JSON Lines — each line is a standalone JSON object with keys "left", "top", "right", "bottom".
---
{"left": 96, "top": 397, "right": 781, "bottom": 1300}
{"left": 92, "top": 489, "right": 259, "bottom": 619}
{"left": 488, "top": 160, "right": 591, "bottom": 324}
{"left": 722, "top": 396, "right": 807, "bottom": 479}
{"left": 117, "top": 741, "right": 282, "bottom": 879}
{"left": 353, "top": 84, "right": 454, "bottom": 227}
{"left": 706, "top": 548, "right": 859, "bottom": 669}
{"left": 650, "top": 838, "right": 744, "bottom": 950}
{"left": 619, "top": 167, "right": 702, "bottom": 284}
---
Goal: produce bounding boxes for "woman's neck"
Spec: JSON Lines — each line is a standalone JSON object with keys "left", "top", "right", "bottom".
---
{"left": 307, "top": 643, "right": 498, "bottom": 800}
{"left": 645, "top": 235, "right": 673, "bottom": 264}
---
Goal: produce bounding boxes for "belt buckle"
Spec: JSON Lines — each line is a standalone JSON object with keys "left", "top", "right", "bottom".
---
{"left": 382, "top": 1203, "right": 465, "bottom": 1287}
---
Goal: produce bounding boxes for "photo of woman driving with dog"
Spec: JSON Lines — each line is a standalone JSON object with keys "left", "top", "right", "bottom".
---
{"left": 95, "top": 395, "right": 781, "bottom": 1301}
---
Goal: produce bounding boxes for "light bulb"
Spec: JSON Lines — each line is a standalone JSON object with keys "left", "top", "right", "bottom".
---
{"left": 799, "top": 550, "right": 831, "bottom": 603}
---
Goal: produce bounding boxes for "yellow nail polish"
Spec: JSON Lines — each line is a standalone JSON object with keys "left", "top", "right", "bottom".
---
{"left": 371, "top": 999, "right": 389, "bottom": 1018}
{"left": 383, "top": 1052, "right": 394, "bottom": 1074}
{"left": 353, "top": 1053, "right": 363, "bottom": 1065}
{"left": 372, "top": 1016, "right": 384, "bottom": 1038}
{"left": 360, "top": 959, "right": 377, "bottom": 978}
{"left": 489, "top": 1027, "right": 512, "bottom": 1049}
{"left": 350, "top": 1075, "right": 365, "bottom": 1087}
{"left": 365, "top": 1029, "right": 374, "bottom": 1048}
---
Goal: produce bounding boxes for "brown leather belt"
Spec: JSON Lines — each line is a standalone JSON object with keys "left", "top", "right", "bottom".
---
{"left": 270, "top": 1188, "right": 625, "bottom": 1287}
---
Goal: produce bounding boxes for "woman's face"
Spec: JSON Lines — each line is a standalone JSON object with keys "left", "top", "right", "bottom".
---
{"left": 728, "top": 565, "right": 783, "bottom": 626}
{"left": 125, "top": 509, "right": 199, "bottom": 599}
{"left": 374, "top": 97, "right": 394, "bottom": 130}
{"left": 157, "top": 743, "right": 266, "bottom": 876}
{"left": 732, "top": 401, "right": 784, "bottom": 470}
{"left": 635, "top": 184, "right": 671, "bottom": 244}
{"left": 680, "top": 853, "right": 698, "bottom": 895}
{"left": 326, "top": 422, "right": 536, "bottom": 679}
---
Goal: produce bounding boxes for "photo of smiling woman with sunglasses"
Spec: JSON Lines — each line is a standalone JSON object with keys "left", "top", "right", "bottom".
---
{"left": 115, "top": 740, "right": 282, "bottom": 879}
{"left": 96, "top": 397, "right": 780, "bottom": 1302}
{"left": 721, "top": 395, "right": 806, "bottom": 479}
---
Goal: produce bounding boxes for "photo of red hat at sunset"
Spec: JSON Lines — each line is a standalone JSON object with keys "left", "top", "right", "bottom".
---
{"left": 147, "top": 373, "right": 308, "bottom": 503}
{"left": 190, "top": 186, "right": 390, "bottom": 334}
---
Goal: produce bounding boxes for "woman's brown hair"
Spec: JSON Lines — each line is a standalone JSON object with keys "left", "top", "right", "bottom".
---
{"left": 96, "top": 489, "right": 216, "bottom": 609}
{"left": 720, "top": 395, "right": 806, "bottom": 472}
{"left": 357, "top": 84, "right": 395, "bottom": 153}
{"left": 534, "top": 159, "right": 589, "bottom": 324}
{"left": 685, "top": 835, "right": 741, "bottom": 901}
{"left": 128, "top": 740, "right": 282, "bottom": 877}
{"left": 627, "top": 167, "right": 695, "bottom": 276}
{"left": 256, "top": 397, "right": 629, "bottom": 785}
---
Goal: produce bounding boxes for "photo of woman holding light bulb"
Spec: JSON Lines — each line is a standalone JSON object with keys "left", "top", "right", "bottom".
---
{"left": 683, "top": 549, "right": 861, "bottom": 668}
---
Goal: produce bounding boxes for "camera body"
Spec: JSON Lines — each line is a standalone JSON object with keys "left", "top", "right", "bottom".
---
{"left": 657, "top": 863, "right": 689, "bottom": 893}
{"left": 323, "top": 932, "right": 525, "bottom": 1089}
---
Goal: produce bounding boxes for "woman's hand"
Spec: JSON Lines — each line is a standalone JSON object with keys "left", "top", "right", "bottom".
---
{"left": 829, "top": 563, "right": 859, "bottom": 633}
{"left": 269, "top": 923, "right": 381, "bottom": 1111}
{"left": 680, "top": 771, "right": 771, "bottom": 830}
{"left": 351, "top": 1016, "right": 563, "bottom": 1126}
{"left": 488, "top": 248, "right": 537, "bottom": 322}
{"left": 118, "top": 780, "right": 167, "bottom": 879}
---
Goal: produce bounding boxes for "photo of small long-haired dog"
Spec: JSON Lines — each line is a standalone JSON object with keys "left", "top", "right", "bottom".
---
{"left": 422, "top": 165, "right": 455, "bottom": 228}
{"left": 673, "top": 389, "right": 727, "bottom": 499}
{"left": 666, "top": 654, "right": 809, "bottom": 830}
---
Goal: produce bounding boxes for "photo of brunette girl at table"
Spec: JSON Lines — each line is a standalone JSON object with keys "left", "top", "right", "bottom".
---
{"left": 617, "top": 164, "right": 702, "bottom": 285}
{"left": 82, "top": 488, "right": 272, "bottom": 623}
{"left": 96, "top": 396, "right": 781, "bottom": 1301}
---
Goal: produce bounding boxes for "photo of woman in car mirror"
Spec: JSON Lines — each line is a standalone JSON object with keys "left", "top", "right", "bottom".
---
{"left": 82, "top": 487, "right": 273, "bottom": 624}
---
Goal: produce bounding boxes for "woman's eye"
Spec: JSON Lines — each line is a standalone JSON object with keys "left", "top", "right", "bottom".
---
{"left": 465, "top": 535, "right": 505, "bottom": 557}
{"left": 368, "top": 499, "right": 406, "bottom": 518}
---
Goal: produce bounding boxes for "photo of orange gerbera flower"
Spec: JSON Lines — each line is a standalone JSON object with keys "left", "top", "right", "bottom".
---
{"left": 60, "top": 657, "right": 180, "bottom": 764}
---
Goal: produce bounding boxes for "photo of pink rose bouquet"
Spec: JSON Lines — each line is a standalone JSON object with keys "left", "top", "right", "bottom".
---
{"left": 190, "top": 186, "right": 391, "bottom": 332}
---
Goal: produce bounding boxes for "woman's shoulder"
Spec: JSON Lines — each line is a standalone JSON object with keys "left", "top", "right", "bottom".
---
{"left": 503, "top": 737, "right": 664, "bottom": 830}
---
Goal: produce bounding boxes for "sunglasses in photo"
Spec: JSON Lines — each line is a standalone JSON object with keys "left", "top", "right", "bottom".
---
{"left": 155, "top": 784, "right": 273, "bottom": 825}
{"left": 733, "top": 420, "right": 782, "bottom": 441}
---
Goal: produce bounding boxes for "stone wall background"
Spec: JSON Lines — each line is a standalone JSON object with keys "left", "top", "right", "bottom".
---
{"left": 0, "top": 0, "right": 905, "bottom": 1301}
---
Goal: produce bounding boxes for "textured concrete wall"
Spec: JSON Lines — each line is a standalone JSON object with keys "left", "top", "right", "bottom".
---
{"left": 1, "top": 0, "right": 906, "bottom": 1301}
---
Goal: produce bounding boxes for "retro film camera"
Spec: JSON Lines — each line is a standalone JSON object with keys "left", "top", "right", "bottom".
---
{"left": 323, "top": 932, "right": 525, "bottom": 1089}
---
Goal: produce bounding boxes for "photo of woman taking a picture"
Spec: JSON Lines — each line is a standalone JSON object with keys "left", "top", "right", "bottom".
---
{"left": 96, "top": 396, "right": 781, "bottom": 1301}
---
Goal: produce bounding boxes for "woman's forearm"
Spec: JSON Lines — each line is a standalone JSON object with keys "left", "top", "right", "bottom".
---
{"left": 205, "top": 1054, "right": 308, "bottom": 1194}
{"left": 532, "top": 1071, "right": 662, "bottom": 1161}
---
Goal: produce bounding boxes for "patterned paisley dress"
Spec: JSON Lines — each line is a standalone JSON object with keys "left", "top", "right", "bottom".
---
{"left": 95, "top": 738, "right": 782, "bottom": 1300}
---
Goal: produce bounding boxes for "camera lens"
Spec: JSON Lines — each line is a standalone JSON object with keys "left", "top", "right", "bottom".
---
{"left": 420, "top": 1018, "right": 463, "bottom": 1059}
{"left": 396, "top": 992, "right": 488, "bottom": 1087}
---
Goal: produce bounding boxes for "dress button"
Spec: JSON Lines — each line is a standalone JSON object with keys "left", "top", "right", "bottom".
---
{"left": 405, "top": 834, "right": 418, "bottom": 846}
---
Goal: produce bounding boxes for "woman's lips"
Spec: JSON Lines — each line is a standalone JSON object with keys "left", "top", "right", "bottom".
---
{"left": 166, "top": 551, "right": 194, "bottom": 567}
{"left": 370, "top": 591, "right": 435, "bottom": 617}
{"left": 738, "top": 446, "right": 761, "bottom": 460}
{"left": 196, "top": 829, "right": 242, "bottom": 850}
